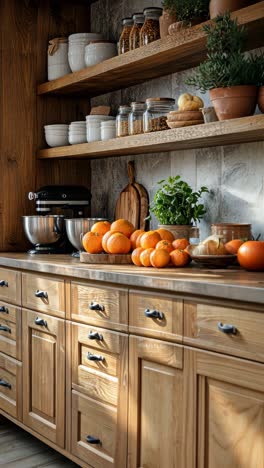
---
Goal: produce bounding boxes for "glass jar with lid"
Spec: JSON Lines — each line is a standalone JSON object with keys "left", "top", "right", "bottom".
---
{"left": 129, "top": 102, "right": 145, "bottom": 135}
{"left": 143, "top": 98, "right": 175, "bottom": 133}
{"left": 140, "top": 7, "right": 163, "bottom": 46}
{"left": 116, "top": 105, "right": 131, "bottom": 137}
{"left": 129, "top": 12, "right": 145, "bottom": 50}
{"left": 119, "top": 17, "right": 133, "bottom": 54}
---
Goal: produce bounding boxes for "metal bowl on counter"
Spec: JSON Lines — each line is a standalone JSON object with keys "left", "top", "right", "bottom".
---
{"left": 22, "top": 215, "right": 65, "bottom": 246}
{"left": 65, "top": 218, "right": 109, "bottom": 252}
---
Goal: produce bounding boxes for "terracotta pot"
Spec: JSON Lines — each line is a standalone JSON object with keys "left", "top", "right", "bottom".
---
{"left": 209, "top": 86, "right": 257, "bottom": 121}
{"left": 168, "top": 17, "right": 203, "bottom": 35}
{"left": 258, "top": 86, "right": 264, "bottom": 113}
{"left": 158, "top": 224, "right": 193, "bottom": 240}
{"left": 209, "top": 0, "right": 249, "bottom": 19}
{"left": 211, "top": 223, "right": 252, "bottom": 243}
{"left": 159, "top": 10, "right": 177, "bottom": 38}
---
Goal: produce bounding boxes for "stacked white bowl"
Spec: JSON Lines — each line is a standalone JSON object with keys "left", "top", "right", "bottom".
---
{"left": 69, "top": 121, "right": 86, "bottom": 145}
{"left": 86, "top": 115, "right": 116, "bottom": 142}
{"left": 44, "top": 125, "right": 69, "bottom": 147}
{"left": 84, "top": 40, "right": 117, "bottom": 67}
{"left": 68, "top": 33, "right": 103, "bottom": 72}
{"left": 101, "top": 120, "right": 117, "bottom": 141}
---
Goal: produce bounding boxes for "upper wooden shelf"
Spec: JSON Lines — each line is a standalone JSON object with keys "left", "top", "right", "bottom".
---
{"left": 37, "top": 115, "right": 264, "bottom": 160}
{"left": 37, "top": 3, "right": 264, "bottom": 97}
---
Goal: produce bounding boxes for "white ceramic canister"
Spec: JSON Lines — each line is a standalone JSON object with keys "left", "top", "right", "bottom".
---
{"left": 84, "top": 40, "right": 117, "bottom": 67}
{"left": 101, "top": 121, "right": 116, "bottom": 141}
{"left": 68, "top": 33, "right": 103, "bottom": 72}
{"left": 48, "top": 37, "right": 71, "bottom": 81}
{"left": 68, "top": 131, "right": 87, "bottom": 145}
{"left": 87, "top": 121, "right": 101, "bottom": 142}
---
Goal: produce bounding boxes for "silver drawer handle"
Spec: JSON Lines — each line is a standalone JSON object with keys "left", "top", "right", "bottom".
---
{"left": 217, "top": 322, "right": 237, "bottom": 335}
{"left": 0, "top": 280, "right": 8, "bottom": 287}
{"left": 35, "top": 290, "right": 48, "bottom": 299}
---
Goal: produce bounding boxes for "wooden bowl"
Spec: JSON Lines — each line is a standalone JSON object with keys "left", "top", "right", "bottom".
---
{"left": 190, "top": 254, "right": 237, "bottom": 268}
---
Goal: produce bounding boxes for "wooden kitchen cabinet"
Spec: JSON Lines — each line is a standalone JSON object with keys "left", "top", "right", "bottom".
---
{"left": 22, "top": 308, "right": 66, "bottom": 448}
{"left": 128, "top": 335, "right": 184, "bottom": 468}
{"left": 184, "top": 348, "right": 264, "bottom": 468}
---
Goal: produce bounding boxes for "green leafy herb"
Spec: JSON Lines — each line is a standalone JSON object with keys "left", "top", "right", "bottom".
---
{"left": 149, "top": 176, "right": 209, "bottom": 225}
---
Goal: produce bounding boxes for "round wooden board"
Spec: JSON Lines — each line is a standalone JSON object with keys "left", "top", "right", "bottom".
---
{"left": 80, "top": 252, "right": 133, "bottom": 264}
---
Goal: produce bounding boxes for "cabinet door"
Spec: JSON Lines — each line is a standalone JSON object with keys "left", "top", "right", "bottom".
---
{"left": 128, "top": 335, "right": 184, "bottom": 468}
{"left": 184, "top": 348, "right": 264, "bottom": 468}
{"left": 22, "top": 309, "right": 65, "bottom": 448}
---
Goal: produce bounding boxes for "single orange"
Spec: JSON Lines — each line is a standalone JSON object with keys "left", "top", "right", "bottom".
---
{"left": 156, "top": 240, "right": 174, "bottom": 253}
{"left": 140, "top": 231, "right": 161, "bottom": 249}
{"left": 132, "top": 247, "right": 145, "bottom": 266}
{"left": 170, "top": 249, "right": 190, "bottom": 267}
{"left": 136, "top": 231, "right": 146, "bottom": 248}
{"left": 91, "top": 220, "right": 111, "bottom": 236}
{"left": 172, "top": 238, "right": 190, "bottom": 250}
{"left": 111, "top": 219, "right": 135, "bottom": 238}
{"left": 225, "top": 239, "right": 245, "bottom": 255}
{"left": 82, "top": 231, "right": 103, "bottom": 254}
{"left": 150, "top": 249, "right": 170, "bottom": 268}
{"left": 140, "top": 248, "right": 155, "bottom": 267}
{"left": 156, "top": 228, "right": 175, "bottom": 242}
{"left": 102, "top": 230, "right": 120, "bottom": 253}
{"left": 107, "top": 232, "right": 131, "bottom": 254}
{"left": 130, "top": 229, "right": 145, "bottom": 250}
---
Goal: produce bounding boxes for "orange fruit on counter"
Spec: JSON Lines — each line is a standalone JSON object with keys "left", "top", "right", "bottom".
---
{"left": 140, "top": 248, "right": 155, "bottom": 267}
{"left": 130, "top": 229, "right": 145, "bottom": 250}
{"left": 225, "top": 239, "right": 244, "bottom": 255}
{"left": 102, "top": 230, "right": 120, "bottom": 253}
{"left": 170, "top": 249, "right": 190, "bottom": 267}
{"left": 82, "top": 232, "right": 103, "bottom": 254}
{"left": 140, "top": 231, "right": 161, "bottom": 249}
{"left": 107, "top": 232, "right": 131, "bottom": 254}
{"left": 111, "top": 219, "right": 135, "bottom": 238}
{"left": 172, "top": 238, "right": 190, "bottom": 250}
{"left": 156, "top": 240, "right": 174, "bottom": 253}
{"left": 156, "top": 228, "right": 175, "bottom": 242}
{"left": 150, "top": 249, "right": 170, "bottom": 268}
{"left": 136, "top": 231, "right": 146, "bottom": 247}
{"left": 132, "top": 247, "right": 145, "bottom": 266}
{"left": 91, "top": 220, "right": 111, "bottom": 236}
{"left": 237, "top": 241, "right": 264, "bottom": 271}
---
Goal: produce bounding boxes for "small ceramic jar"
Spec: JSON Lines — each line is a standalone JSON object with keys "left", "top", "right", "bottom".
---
{"left": 68, "top": 32, "right": 103, "bottom": 72}
{"left": 101, "top": 121, "right": 116, "bottom": 141}
{"left": 85, "top": 40, "right": 117, "bottom": 67}
{"left": 48, "top": 37, "right": 71, "bottom": 81}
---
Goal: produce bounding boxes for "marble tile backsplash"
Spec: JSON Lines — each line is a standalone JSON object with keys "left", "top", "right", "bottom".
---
{"left": 90, "top": 0, "right": 264, "bottom": 239}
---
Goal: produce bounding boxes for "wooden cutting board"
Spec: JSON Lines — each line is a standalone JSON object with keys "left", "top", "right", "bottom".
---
{"left": 115, "top": 161, "right": 149, "bottom": 230}
{"left": 80, "top": 252, "right": 132, "bottom": 264}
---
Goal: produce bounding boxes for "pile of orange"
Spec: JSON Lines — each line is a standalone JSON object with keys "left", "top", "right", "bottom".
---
{"left": 82, "top": 220, "right": 191, "bottom": 269}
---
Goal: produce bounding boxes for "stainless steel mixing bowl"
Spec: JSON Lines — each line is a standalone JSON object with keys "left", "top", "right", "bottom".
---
{"left": 65, "top": 218, "right": 109, "bottom": 251}
{"left": 22, "top": 215, "right": 65, "bottom": 246}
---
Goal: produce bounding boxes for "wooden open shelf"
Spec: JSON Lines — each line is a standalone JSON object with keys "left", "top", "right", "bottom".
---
{"left": 37, "top": 115, "right": 264, "bottom": 160}
{"left": 37, "top": 3, "right": 264, "bottom": 97}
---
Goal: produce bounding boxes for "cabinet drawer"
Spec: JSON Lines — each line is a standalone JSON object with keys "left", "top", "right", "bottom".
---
{"left": 70, "top": 281, "right": 128, "bottom": 331}
{"left": 129, "top": 290, "right": 183, "bottom": 342}
{"left": 0, "top": 268, "right": 21, "bottom": 305}
{"left": 22, "top": 273, "right": 65, "bottom": 318}
{"left": 72, "top": 322, "right": 128, "bottom": 406}
{"left": 0, "top": 303, "right": 21, "bottom": 360}
{"left": 72, "top": 390, "right": 117, "bottom": 468}
{"left": 184, "top": 302, "right": 264, "bottom": 362}
{"left": 0, "top": 352, "right": 22, "bottom": 420}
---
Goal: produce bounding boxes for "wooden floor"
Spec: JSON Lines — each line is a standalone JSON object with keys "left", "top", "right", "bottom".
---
{"left": 0, "top": 420, "right": 78, "bottom": 467}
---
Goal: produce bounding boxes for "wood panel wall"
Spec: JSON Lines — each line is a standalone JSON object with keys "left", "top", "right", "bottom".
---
{"left": 0, "top": 0, "right": 92, "bottom": 251}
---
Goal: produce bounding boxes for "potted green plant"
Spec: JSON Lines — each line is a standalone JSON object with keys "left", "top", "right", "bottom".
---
{"left": 160, "top": 0, "right": 177, "bottom": 38}
{"left": 209, "top": 0, "right": 249, "bottom": 19}
{"left": 168, "top": 0, "right": 209, "bottom": 34}
{"left": 186, "top": 14, "right": 263, "bottom": 120}
{"left": 149, "top": 176, "right": 208, "bottom": 239}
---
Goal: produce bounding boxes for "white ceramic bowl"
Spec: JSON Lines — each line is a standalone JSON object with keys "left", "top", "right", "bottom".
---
{"left": 68, "top": 33, "right": 102, "bottom": 42}
{"left": 84, "top": 41, "right": 117, "bottom": 67}
{"left": 45, "top": 124, "right": 68, "bottom": 129}
{"left": 68, "top": 33, "right": 103, "bottom": 72}
{"left": 45, "top": 133, "right": 69, "bottom": 147}
{"left": 86, "top": 115, "right": 115, "bottom": 121}
{"left": 69, "top": 133, "right": 87, "bottom": 145}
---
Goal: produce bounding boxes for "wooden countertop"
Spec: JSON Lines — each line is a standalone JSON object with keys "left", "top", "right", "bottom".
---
{"left": 0, "top": 253, "right": 264, "bottom": 305}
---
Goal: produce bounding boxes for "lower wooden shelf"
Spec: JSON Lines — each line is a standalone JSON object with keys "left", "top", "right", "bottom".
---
{"left": 37, "top": 115, "right": 264, "bottom": 160}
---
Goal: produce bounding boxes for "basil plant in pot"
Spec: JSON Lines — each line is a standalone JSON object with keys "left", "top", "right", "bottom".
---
{"left": 160, "top": 0, "right": 177, "bottom": 38}
{"left": 168, "top": 0, "right": 209, "bottom": 34}
{"left": 149, "top": 176, "right": 209, "bottom": 240}
{"left": 186, "top": 14, "right": 264, "bottom": 120}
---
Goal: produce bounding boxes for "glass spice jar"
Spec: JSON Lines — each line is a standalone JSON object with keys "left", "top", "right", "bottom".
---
{"left": 143, "top": 98, "right": 175, "bottom": 133}
{"left": 116, "top": 105, "right": 131, "bottom": 137}
{"left": 129, "top": 12, "right": 145, "bottom": 50}
{"left": 140, "top": 7, "right": 163, "bottom": 46}
{"left": 129, "top": 102, "right": 145, "bottom": 135}
{"left": 119, "top": 17, "right": 133, "bottom": 54}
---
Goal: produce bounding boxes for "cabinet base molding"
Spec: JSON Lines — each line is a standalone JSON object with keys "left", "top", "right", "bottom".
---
{"left": 0, "top": 410, "right": 92, "bottom": 468}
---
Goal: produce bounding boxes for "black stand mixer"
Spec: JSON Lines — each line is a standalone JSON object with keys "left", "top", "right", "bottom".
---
{"left": 23, "top": 185, "right": 91, "bottom": 254}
